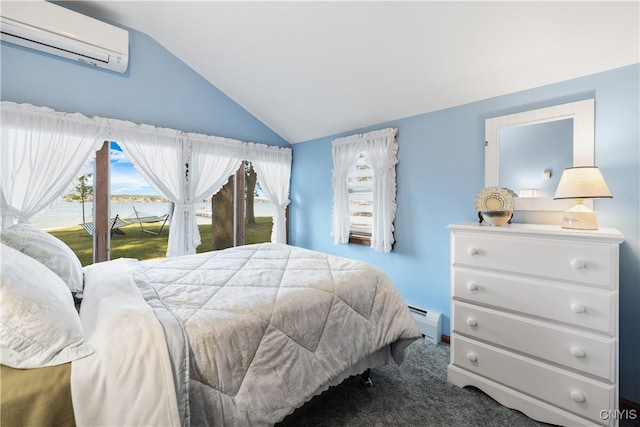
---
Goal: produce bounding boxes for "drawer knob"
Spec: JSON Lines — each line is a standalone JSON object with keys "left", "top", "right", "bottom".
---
{"left": 570, "top": 391, "right": 586, "bottom": 403}
{"left": 467, "top": 352, "right": 478, "bottom": 363}
{"left": 467, "top": 282, "right": 478, "bottom": 291}
{"left": 571, "top": 259, "right": 586, "bottom": 269}
{"left": 467, "top": 247, "right": 479, "bottom": 256}
{"left": 467, "top": 318, "right": 478, "bottom": 327}
{"left": 571, "top": 347, "right": 586, "bottom": 358}
{"left": 571, "top": 303, "right": 586, "bottom": 314}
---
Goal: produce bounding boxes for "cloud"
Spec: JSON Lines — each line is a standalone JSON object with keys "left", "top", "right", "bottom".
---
{"left": 110, "top": 147, "right": 132, "bottom": 165}
{"left": 68, "top": 145, "right": 157, "bottom": 195}
{"left": 111, "top": 165, "right": 156, "bottom": 195}
{"left": 110, "top": 150, "right": 156, "bottom": 195}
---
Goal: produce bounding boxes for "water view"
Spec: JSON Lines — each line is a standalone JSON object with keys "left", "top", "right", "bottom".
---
{"left": 29, "top": 142, "right": 275, "bottom": 231}
{"left": 32, "top": 200, "right": 274, "bottom": 230}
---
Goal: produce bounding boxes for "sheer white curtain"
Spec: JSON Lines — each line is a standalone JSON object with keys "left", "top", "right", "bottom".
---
{"left": 1, "top": 102, "right": 104, "bottom": 229}
{"left": 247, "top": 144, "right": 292, "bottom": 243}
{"left": 188, "top": 134, "right": 245, "bottom": 249}
{"left": 362, "top": 128, "right": 398, "bottom": 253}
{"left": 108, "top": 122, "right": 291, "bottom": 256}
{"left": 111, "top": 124, "right": 250, "bottom": 257}
{"left": 331, "top": 128, "right": 398, "bottom": 252}
{"left": 107, "top": 121, "right": 189, "bottom": 256}
{"left": 331, "top": 134, "right": 366, "bottom": 245}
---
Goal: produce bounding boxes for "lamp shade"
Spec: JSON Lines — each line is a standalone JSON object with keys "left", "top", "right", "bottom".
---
{"left": 553, "top": 166, "right": 612, "bottom": 200}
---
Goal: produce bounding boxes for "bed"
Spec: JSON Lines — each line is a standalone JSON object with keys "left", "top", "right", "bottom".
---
{"left": 1, "top": 225, "right": 421, "bottom": 426}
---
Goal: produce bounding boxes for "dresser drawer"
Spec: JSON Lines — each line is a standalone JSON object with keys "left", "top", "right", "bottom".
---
{"left": 453, "top": 267, "right": 615, "bottom": 333}
{"left": 454, "top": 232, "right": 615, "bottom": 287}
{"left": 453, "top": 302, "right": 616, "bottom": 380}
{"left": 452, "top": 335, "right": 614, "bottom": 424}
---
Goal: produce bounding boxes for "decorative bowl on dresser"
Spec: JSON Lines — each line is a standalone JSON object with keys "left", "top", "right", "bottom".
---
{"left": 447, "top": 222, "right": 624, "bottom": 427}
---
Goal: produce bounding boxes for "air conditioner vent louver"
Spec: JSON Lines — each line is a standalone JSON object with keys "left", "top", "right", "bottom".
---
{"left": 1, "top": 1, "right": 128, "bottom": 73}
{"left": 408, "top": 305, "right": 442, "bottom": 344}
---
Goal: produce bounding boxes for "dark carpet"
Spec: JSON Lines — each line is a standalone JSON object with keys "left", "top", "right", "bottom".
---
{"left": 275, "top": 337, "right": 579, "bottom": 427}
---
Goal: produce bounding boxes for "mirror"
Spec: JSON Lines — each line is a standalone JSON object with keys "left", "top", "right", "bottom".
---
{"left": 485, "top": 99, "right": 595, "bottom": 212}
{"left": 499, "top": 119, "right": 573, "bottom": 198}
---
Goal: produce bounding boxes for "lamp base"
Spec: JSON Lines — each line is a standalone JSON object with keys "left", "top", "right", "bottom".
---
{"left": 561, "top": 203, "right": 599, "bottom": 230}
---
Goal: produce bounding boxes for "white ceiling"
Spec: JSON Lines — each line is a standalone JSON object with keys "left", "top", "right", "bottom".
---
{"left": 63, "top": 1, "right": 639, "bottom": 144}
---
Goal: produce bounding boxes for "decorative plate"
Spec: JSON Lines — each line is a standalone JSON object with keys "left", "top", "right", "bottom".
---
{"left": 475, "top": 187, "right": 515, "bottom": 212}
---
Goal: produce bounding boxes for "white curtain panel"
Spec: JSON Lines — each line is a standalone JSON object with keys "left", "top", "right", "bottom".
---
{"left": 188, "top": 134, "right": 245, "bottom": 201}
{"left": 107, "top": 120, "right": 189, "bottom": 257}
{"left": 103, "top": 122, "right": 293, "bottom": 256}
{"left": 247, "top": 144, "right": 292, "bottom": 243}
{"left": 331, "top": 135, "right": 363, "bottom": 245}
{"left": 111, "top": 123, "right": 295, "bottom": 256}
{"left": 188, "top": 134, "right": 245, "bottom": 248}
{"left": 362, "top": 128, "right": 398, "bottom": 253}
{"left": 0, "top": 102, "right": 104, "bottom": 229}
{"left": 331, "top": 128, "right": 398, "bottom": 252}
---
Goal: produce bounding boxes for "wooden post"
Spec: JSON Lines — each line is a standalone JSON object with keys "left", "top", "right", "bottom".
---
{"left": 94, "top": 141, "right": 110, "bottom": 263}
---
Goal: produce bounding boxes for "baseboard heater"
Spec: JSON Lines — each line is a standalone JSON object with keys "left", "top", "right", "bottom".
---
{"left": 408, "top": 305, "right": 442, "bottom": 344}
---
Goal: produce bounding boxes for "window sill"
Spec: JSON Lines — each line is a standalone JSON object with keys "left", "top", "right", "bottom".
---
{"left": 349, "top": 234, "right": 371, "bottom": 246}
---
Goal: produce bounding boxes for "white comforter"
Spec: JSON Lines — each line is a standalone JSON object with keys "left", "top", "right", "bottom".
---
{"left": 142, "top": 243, "right": 421, "bottom": 426}
{"left": 72, "top": 243, "right": 420, "bottom": 426}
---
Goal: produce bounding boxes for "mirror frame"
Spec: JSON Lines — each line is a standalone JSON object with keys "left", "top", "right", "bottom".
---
{"left": 485, "top": 99, "right": 595, "bottom": 212}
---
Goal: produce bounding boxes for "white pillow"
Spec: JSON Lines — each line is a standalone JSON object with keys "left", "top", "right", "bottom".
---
{"left": 1, "top": 223, "right": 83, "bottom": 295}
{"left": 0, "top": 244, "right": 94, "bottom": 368}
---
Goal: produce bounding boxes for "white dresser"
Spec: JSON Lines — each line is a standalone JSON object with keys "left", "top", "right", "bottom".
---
{"left": 447, "top": 222, "right": 624, "bottom": 427}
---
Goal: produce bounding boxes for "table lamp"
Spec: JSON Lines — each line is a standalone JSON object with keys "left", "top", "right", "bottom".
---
{"left": 553, "top": 166, "right": 612, "bottom": 230}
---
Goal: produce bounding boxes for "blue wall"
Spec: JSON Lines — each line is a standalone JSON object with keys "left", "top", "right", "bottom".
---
{"left": 0, "top": 28, "right": 288, "bottom": 148}
{"left": 290, "top": 64, "right": 640, "bottom": 402}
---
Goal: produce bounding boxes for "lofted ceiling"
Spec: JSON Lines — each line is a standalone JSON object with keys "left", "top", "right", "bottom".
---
{"left": 62, "top": 1, "right": 639, "bottom": 144}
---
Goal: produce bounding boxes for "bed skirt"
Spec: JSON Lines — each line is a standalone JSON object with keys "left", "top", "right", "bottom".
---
{"left": 1, "top": 363, "right": 76, "bottom": 426}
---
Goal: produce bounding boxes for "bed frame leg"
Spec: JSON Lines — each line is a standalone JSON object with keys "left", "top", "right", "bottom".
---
{"left": 361, "top": 368, "right": 373, "bottom": 387}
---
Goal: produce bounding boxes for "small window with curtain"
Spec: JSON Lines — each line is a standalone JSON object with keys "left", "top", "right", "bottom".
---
{"left": 331, "top": 127, "right": 398, "bottom": 253}
{"left": 347, "top": 153, "right": 373, "bottom": 244}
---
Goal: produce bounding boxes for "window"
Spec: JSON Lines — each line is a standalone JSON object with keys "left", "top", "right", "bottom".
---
{"left": 205, "top": 161, "right": 274, "bottom": 251}
{"left": 347, "top": 153, "right": 374, "bottom": 244}
{"left": 41, "top": 149, "right": 278, "bottom": 264}
{"left": 1, "top": 101, "right": 291, "bottom": 262}
{"left": 331, "top": 128, "right": 398, "bottom": 253}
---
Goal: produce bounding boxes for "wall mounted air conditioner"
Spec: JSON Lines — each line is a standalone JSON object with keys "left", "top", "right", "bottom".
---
{"left": 1, "top": 0, "right": 129, "bottom": 73}
{"left": 408, "top": 305, "right": 442, "bottom": 344}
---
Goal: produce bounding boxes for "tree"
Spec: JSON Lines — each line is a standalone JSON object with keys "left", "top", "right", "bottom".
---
{"left": 212, "top": 175, "right": 235, "bottom": 250}
{"left": 210, "top": 162, "right": 260, "bottom": 249}
{"left": 75, "top": 174, "right": 93, "bottom": 223}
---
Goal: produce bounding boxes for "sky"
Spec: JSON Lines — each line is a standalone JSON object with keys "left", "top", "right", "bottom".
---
{"left": 109, "top": 142, "right": 156, "bottom": 195}
{"left": 82, "top": 142, "right": 155, "bottom": 195}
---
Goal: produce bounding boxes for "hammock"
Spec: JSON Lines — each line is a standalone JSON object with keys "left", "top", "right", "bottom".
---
{"left": 81, "top": 214, "right": 128, "bottom": 236}
{"left": 125, "top": 207, "right": 169, "bottom": 235}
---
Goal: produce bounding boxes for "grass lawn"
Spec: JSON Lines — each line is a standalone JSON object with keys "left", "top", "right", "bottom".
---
{"left": 49, "top": 216, "right": 273, "bottom": 266}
